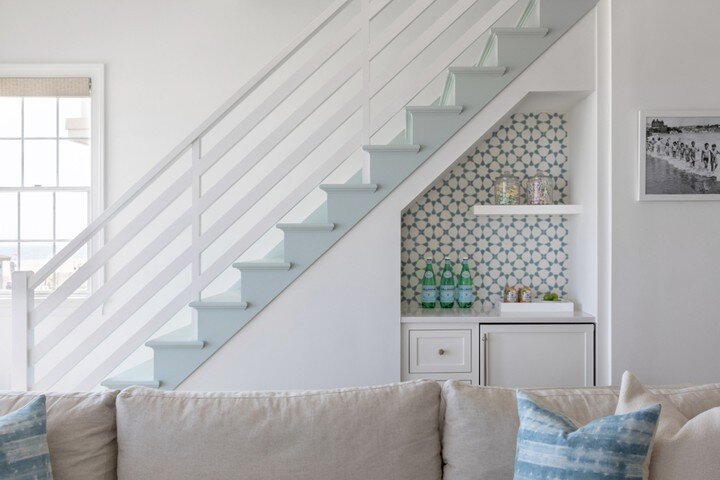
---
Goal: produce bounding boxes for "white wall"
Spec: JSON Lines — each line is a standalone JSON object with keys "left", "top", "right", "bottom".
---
{"left": 182, "top": 12, "right": 598, "bottom": 390}
{"left": 611, "top": 0, "right": 720, "bottom": 385}
{"left": 0, "top": 0, "right": 333, "bottom": 389}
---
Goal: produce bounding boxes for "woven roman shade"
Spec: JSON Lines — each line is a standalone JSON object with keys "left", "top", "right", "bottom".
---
{"left": 0, "top": 77, "right": 91, "bottom": 97}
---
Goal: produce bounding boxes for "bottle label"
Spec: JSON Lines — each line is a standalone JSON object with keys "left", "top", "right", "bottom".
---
{"left": 423, "top": 271, "right": 434, "bottom": 280}
{"left": 442, "top": 271, "right": 453, "bottom": 279}
{"left": 422, "top": 285, "right": 437, "bottom": 303}
{"left": 458, "top": 285, "right": 473, "bottom": 303}
{"left": 461, "top": 271, "right": 470, "bottom": 279}
{"left": 440, "top": 285, "right": 454, "bottom": 303}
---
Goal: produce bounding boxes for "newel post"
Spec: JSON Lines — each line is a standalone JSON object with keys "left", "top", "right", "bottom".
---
{"left": 11, "top": 271, "right": 34, "bottom": 391}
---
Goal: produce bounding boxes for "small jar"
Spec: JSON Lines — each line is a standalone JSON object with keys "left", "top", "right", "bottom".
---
{"left": 493, "top": 169, "right": 522, "bottom": 205}
{"left": 525, "top": 173, "right": 555, "bottom": 205}
{"left": 518, "top": 286, "right": 533, "bottom": 303}
{"left": 503, "top": 285, "right": 518, "bottom": 303}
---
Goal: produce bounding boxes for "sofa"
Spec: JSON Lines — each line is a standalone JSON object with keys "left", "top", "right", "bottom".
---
{"left": 2, "top": 379, "right": 720, "bottom": 480}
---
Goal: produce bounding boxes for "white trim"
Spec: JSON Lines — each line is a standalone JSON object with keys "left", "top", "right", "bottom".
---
{"left": 0, "top": 63, "right": 106, "bottom": 292}
{"left": 638, "top": 109, "right": 720, "bottom": 201}
{"left": 473, "top": 204, "right": 583, "bottom": 215}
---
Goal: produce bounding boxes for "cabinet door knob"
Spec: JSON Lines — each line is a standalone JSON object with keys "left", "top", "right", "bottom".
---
{"left": 438, "top": 348, "right": 446, "bottom": 356}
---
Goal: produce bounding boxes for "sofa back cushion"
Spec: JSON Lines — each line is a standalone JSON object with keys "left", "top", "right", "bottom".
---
{"left": 441, "top": 380, "right": 720, "bottom": 480}
{"left": 116, "top": 380, "right": 442, "bottom": 480}
{"left": 0, "top": 390, "right": 119, "bottom": 480}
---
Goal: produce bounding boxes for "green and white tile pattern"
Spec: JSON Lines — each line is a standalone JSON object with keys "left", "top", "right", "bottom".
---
{"left": 401, "top": 113, "right": 569, "bottom": 308}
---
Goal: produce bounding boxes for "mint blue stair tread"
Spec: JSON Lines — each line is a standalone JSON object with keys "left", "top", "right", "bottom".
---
{"left": 276, "top": 222, "right": 335, "bottom": 232}
{"left": 449, "top": 66, "right": 507, "bottom": 76}
{"left": 362, "top": 144, "right": 421, "bottom": 153}
{"left": 189, "top": 291, "right": 248, "bottom": 309}
{"left": 319, "top": 183, "right": 378, "bottom": 193}
{"left": 406, "top": 105, "right": 463, "bottom": 114}
{"left": 101, "top": 360, "right": 159, "bottom": 389}
{"left": 491, "top": 26, "right": 549, "bottom": 36}
{"left": 232, "top": 261, "right": 292, "bottom": 270}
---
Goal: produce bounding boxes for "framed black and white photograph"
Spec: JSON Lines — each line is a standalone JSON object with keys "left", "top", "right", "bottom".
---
{"left": 639, "top": 110, "right": 720, "bottom": 201}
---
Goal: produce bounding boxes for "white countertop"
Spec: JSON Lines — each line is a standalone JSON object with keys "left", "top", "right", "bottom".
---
{"left": 401, "top": 304, "right": 595, "bottom": 324}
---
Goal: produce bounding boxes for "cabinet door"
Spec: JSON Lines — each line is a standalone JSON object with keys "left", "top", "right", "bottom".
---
{"left": 480, "top": 324, "right": 594, "bottom": 388}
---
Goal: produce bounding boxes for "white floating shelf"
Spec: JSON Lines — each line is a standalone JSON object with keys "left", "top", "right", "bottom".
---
{"left": 473, "top": 204, "right": 583, "bottom": 216}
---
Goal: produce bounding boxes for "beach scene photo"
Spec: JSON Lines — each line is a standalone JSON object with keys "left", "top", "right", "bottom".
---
{"left": 641, "top": 113, "right": 720, "bottom": 199}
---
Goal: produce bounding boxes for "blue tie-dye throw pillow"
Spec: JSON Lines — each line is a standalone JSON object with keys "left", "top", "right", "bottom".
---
{"left": 0, "top": 395, "right": 53, "bottom": 479}
{"left": 514, "top": 391, "right": 660, "bottom": 480}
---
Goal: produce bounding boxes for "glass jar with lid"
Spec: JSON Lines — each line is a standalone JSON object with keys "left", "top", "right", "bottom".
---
{"left": 493, "top": 169, "right": 522, "bottom": 205}
{"left": 524, "top": 173, "right": 555, "bottom": 205}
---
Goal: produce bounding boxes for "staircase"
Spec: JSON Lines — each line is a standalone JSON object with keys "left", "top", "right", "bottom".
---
{"left": 10, "top": 0, "right": 598, "bottom": 391}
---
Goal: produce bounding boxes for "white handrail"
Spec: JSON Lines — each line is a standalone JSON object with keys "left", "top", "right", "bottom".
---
{"left": 28, "top": 0, "right": 355, "bottom": 290}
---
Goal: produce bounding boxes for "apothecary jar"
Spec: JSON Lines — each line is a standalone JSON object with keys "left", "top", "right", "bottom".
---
{"left": 493, "top": 169, "right": 522, "bottom": 205}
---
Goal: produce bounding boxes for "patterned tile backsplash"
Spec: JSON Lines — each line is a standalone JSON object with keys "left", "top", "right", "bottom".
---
{"left": 401, "top": 112, "right": 569, "bottom": 309}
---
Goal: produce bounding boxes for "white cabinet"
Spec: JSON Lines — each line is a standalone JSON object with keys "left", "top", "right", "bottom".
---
{"left": 401, "top": 314, "right": 595, "bottom": 388}
{"left": 480, "top": 324, "right": 594, "bottom": 388}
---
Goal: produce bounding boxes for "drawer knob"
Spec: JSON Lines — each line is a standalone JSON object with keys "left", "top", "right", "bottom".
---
{"left": 438, "top": 348, "right": 446, "bottom": 356}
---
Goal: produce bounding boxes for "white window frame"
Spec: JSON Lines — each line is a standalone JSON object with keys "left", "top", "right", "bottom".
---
{"left": 0, "top": 64, "right": 105, "bottom": 298}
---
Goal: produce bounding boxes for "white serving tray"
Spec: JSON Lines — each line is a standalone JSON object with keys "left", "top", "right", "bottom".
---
{"left": 499, "top": 300, "right": 574, "bottom": 314}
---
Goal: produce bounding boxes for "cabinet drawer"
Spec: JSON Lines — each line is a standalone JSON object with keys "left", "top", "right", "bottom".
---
{"left": 409, "top": 329, "right": 472, "bottom": 374}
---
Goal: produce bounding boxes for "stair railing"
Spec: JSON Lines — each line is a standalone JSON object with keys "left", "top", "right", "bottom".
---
{"left": 10, "top": 0, "right": 528, "bottom": 391}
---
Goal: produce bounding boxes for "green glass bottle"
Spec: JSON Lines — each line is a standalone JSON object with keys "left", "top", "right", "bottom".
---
{"left": 457, "top": 257, "right": 474, "bottom": 308}
{"left": 420, "top": 258, "right": 438, "bottom": 309}
{"left": 439, "top": 257, "right": 455, "bottom": 308}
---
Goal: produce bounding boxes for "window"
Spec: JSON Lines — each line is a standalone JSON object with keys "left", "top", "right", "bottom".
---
{"left": 0, "top": 69, "right": 103, "bottom": 295}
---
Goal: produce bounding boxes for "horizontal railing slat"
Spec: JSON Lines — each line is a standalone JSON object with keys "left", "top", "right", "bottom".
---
{"left": 369, "top": 0, "right": 434, "bottom": 59}
{"left": 369, "top": 0, "right": 393, "bottom": 18}
{"left": 198, "top": 18, "right": 362, "bottom": 179}
{"left": 369, "top": 0, "right": 478, "bottom": 95}
{"left": 371, "top": 0, "right": 516, "bottom": 135}
{"left": 30, "top": 213, "right": 193, "bottom": 363}
{"left": 200, "top": 134, "right": 362, "bottom": 287}
{"left": 30, "top": 170, "right": 193, "bottom": 327}
{"left": 199, "top": 96, "right": 362, "bottom": 250}
{"left": 198, "top": 62, "right": 363, "bottom": 214}
{"left": 32, "top": 247, "right": 194, "bottom": 391}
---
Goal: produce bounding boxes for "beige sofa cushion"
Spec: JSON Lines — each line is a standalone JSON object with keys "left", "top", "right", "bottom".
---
{"left": 116, "top": 380, "right": 442, "bottom": 480}
{"left": 616, "top": 372, "right": 720, "bottom": 480}
{"left": 0, "top": 390, "right": 119, "bottom": 480}
{"left": 441, "top": 380, "right": 720, "bottom": 480}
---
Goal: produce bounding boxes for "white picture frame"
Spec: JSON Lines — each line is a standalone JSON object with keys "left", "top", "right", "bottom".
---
{"left": 638, "top": 110, "right": 720, "bottom": 201}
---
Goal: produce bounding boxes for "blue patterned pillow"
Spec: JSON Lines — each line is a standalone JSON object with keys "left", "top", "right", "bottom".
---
{"left": 514, "top": 391, "right": 660, "bottom": 480}
{"left": 0, "top": 395, "right": 53, "bottom": 479}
